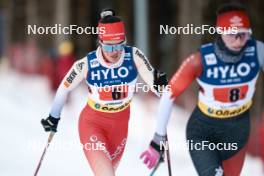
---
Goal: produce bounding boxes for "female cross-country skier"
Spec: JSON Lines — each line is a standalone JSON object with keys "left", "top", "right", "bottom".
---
{"left": 41, "top": 9, "right": 167, "bottom": 176}
{"left": 141, "top": 3, "right": 264, "bottom": 176}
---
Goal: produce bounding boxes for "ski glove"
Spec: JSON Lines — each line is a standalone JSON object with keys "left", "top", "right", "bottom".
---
{"left": 41, "top": 115, "right": 60, "bottom": 132}
{"left": 153, "top": 69, "right": 168, "bottom": 93}
{"left": 140, "top": 133, "right": 166, "bottom": 169}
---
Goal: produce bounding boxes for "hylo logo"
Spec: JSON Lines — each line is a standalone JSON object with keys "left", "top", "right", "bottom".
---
{"left": 207, "top": 63, "right": 252, "bottom": 79}
{"left": 91, "top": 66, "right": 129, "bottom": 80}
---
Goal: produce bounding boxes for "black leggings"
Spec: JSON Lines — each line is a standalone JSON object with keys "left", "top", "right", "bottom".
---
{"left": 186, "top": 107, "right": 250, "bottom": 176}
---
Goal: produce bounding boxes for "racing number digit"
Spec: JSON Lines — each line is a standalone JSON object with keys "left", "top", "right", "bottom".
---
{"left": 229, "top": 88, "right": 240, "bottom": 102}
{"left": 213, "top": 85, "right": 248, "bottom": 103}
{"left": 112, "top": 87, "right": 121, "bottom": 100}
{"left": 99, "top": 85, "right": 128, "bottom": 101}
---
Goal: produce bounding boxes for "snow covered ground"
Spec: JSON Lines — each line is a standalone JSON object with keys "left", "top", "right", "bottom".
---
{"left": 0, "top": 67, "right": 263, "bottom": 176}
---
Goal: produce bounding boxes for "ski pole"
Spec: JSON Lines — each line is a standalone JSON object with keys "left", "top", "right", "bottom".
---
{"left": 165, "top": 135, "right": 172, "bottom": 176}
{"left": 149, "top": 156, "right": 163, "bottom": 176}
{"left": 33, "top": 132, "right": 55, "bottom": 176}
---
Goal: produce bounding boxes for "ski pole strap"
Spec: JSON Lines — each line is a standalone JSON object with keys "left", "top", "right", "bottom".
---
{"left": 150, "top": 141, "right": 165, "bottom": 163}
{"left": 150, "top": 141, "right": 165, "bottom": 154}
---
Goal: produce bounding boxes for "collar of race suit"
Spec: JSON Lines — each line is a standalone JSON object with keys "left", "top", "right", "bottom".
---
{"left": 213, "top": 35, "right": 248, "bottom": 63}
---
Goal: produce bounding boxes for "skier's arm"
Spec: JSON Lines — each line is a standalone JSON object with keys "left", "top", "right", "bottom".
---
{"left": 155, "top": 52, "right": 203, "bottom": 135}
{"left": 49, "top": 57, "right": 88, "bottom": 118}
{"left": 140, "top": 52, "right": 203, "bottom": 169}
{"left": 256, "top": 40, "right": 264, "bottom": 72}
{"left": 133, "top": 47, "right": 167, "bottom": 96}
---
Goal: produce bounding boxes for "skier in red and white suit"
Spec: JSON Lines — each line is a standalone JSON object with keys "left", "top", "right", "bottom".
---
{"left": 141, "top": 3, "right": 264, "bottom": 176}
{"left": 41, "top": 9, "right": 167, "bottom": 176}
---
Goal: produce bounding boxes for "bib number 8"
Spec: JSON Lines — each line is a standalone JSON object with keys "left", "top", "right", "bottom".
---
{"left": 213, "top": 85, "right": 248, "bottom": 103}
{"left": 229, "top": 88, "right": 240, "bottom": 102}
{"left": 112, "top": 87, "right": 127, "bottom": 100}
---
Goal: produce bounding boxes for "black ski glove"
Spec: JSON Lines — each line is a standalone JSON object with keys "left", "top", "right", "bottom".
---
{"left": 41, "top": 115, "right": 60, "bottom": 132}
{"left": 153, "top": 69, "right": 168, "bottom": 93}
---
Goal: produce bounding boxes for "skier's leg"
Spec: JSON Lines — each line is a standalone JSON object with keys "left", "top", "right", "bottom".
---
{"left": 78, "top": 105, "right": 130, "bottom": 175}
{"left": 222, "top": 145, "right": 247, "bottom": 176}
{"left": 81, "top": 133, "right": 115, "bottom": 176}
{"left": 187, "top": 139, "right": 223, "bottom": 175}
{"left": 79, "top": 106, "right": 115, "bottom": 176}
{"left": 186, "top": 107, "right": 224, "bottom": 176}
{"left": 106, "top": 107, "right": 130, "bottom": 169}
{"left": 217, "top": 111, "right": 250, "bottom": 176}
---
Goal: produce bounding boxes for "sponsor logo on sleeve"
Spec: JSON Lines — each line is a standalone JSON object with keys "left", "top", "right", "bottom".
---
{"left": 63, "top": 69, "right": 77, "bottom": 87}
{"left": 76, "top": 61, "right": 85, "bottom": 72}
{"left": 135, "top": 49, "right": 153, "bottom": 71}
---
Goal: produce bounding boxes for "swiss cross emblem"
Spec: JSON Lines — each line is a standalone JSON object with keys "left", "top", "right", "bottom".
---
{"left": 230, "top": 16, "right": 243, "bottom": 27}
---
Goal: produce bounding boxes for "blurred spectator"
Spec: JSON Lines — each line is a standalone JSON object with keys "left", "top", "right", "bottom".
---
{"left": 9, "top": 42, "right": 24, "bottom": 71}
{"left": 40, "top": 49, "right": 56, "bottom": 89}
{"left": 8, "top": 40, "right": 40, "bottom": 74}
{"left": 24, "top": 40, "right": 40, "bottom": 73}
{"left": 52, "top": 41, "right": 75, "bottom": 91}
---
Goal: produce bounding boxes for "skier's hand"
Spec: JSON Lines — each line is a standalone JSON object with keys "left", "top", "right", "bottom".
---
{"left": 140, "top": 133, "right": 166, "bottom": 169}
{"left": 41, "top": 115, "right": 60, "bottom": 132}
{"left": 153, "top": 69, "right": 168, "bottom": 93}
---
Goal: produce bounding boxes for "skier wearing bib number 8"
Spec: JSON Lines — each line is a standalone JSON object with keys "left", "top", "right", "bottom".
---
{"left": 40, "top": 9, "right": 167, "bottom": 176}
{"left": 141, "top": 3, "right": 264, "bottom": 176}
